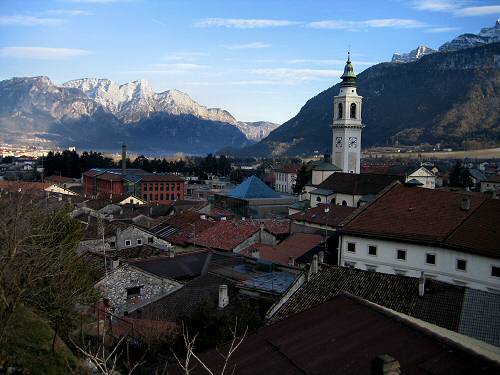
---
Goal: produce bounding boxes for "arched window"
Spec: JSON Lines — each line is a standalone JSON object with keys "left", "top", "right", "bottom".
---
{"left": 350, "top": 103, "right": 357, "bottom": 119}
{"left": 316, "top": 196, "right": 322, "bottom": 202}
{"left": 342, "top": 200, "right": 348, "bottom": 206}
{"left": 331, "top": 198, "right": 335, "bottom": 204}
{"left": 338, "top": 103, "right": 343, "bottom": 119}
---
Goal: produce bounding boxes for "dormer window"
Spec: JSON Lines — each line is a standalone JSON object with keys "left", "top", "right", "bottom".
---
{"left": 338, "top": 103, "right": 343, "bottom": 119}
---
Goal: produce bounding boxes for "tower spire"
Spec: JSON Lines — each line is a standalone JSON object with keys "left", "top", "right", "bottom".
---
{"left": 340, "top": 51, "right": 356, "bottom": 87}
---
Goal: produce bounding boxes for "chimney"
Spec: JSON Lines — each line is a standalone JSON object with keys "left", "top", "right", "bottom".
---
{"left": 288, "top": 256, "right": 295, "bottom": 266}
{"left": 312, "top": 254, "right": 319, "bottom": 274}
{"left": 371, "top": 354, "right": 401, "bottom": 375}
{"left": 318, "top": 251, "right": 325, "bottom": 263}
{"left": 112, "top": 257, "right": 120, "bottom": 270}
{"left": 121, "top": 144, "right": 127, "bottom": 175}
{"left": 218, "top": 284, "right": 229, "bottom": 309}
{"left": 200, "top": 214, "right": 206, "bottom": 220}
{"left": 168, "top": 248, "right": 175, "bottom": 258}
{"left": 418, "top": 271, "right": 426, "bottom": 297}
{"left": 259, "top": 223, "right": 265, "bottom": 243}
{"left": 461, "top": 196, "right": 470, "bottom": 211}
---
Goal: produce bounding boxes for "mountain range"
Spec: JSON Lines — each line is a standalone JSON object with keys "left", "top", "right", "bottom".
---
{"left": 228, "top": 22, "right": 500, "bottom": 157}
{"left": 0, "top": 76, "right": 279, "bottom": 154}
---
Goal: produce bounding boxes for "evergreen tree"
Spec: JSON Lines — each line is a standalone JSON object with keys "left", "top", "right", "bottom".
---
{"left": 293, "top": 163, "right": 311, "bottom": 195}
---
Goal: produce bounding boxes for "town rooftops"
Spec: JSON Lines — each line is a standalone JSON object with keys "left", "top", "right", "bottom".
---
{"left": 189, "top": 220, "right": 260, "bottom": 251}
{"left": 289, "top": 203, "right": 356, "bottom": 227}
{"left": 83, "top": 168, "right": 183, "bottom": 183}
{"left": 318, "top": 172, "right": 403, "bottom": 196}
{"left": 177, "top": 294, "right": 500, "bottom": 375}
{"left": 341, "top": 183, "right": 500, "bottom": 258}
{"left": 484, "top": 174, "right": 500, "bottom": 183}
{"left": 268, "top": 265, "right": 500, "bottom": 347}
{"left": 228, "top": 175, "right": 281, "bottom": 200}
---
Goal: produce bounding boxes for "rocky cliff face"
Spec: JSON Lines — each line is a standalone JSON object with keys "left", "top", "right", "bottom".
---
{"left": 392, "top": 45, "right": 436, "bottom": 63}
{"left": 233, "top": 42, "right": 500, "bottom": 157}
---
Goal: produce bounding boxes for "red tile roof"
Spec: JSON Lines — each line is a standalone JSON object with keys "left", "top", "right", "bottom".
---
{"left": 258, "top": 219, "right": 291, "bottom": 235}
{"left": 290, "top": 203, "right": 356, "bottom": 227}
{"left": 241, "top": 233, "right": 323, "bottom": 265}
{"left": 189, "top": 221, "right": 260, "bottom": 251}
{"left": 342, "top": 184, "right": 500, "bottom": 258}
{"left": 0, "top": 181, "right": 50, "bottom": 192}
{"left": 167, "top": 219, "right": 217, "bottom": 246}
{"left": 96, "top": 172, "right": 124, "bottom": 181}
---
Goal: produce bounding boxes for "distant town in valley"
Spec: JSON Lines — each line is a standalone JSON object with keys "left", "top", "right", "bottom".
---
{"left": 1, "top": 1, "right": 499, "bottom": 374}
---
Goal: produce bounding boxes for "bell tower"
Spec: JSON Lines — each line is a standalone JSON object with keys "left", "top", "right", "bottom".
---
{"left": 332, "top": 53, "right": 363, "bottom": 174}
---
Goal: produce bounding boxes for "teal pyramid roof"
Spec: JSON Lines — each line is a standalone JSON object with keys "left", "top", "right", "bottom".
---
{"left": 228, "top": 175, "right": 281, "bottom": 199}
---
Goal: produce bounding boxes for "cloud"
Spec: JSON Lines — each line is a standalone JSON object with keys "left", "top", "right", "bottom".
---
{"left": 0, "top": 47, "right": 91, "bottom": 60}
{"left": 194, "top": 18, "right": 299, "bottom": 29}
{"left": 163, "top": 52, "right": 207, "bottom": 62}
{"left": 308, "top": 18, "right": 426, "bottom": 30}
{"left": 454, "top": 5, "right": 500, "bottom": 16}
{"left": 425, "top": 26, "right": 461, "bottom": 33}
{"left": 45, "top": 9, "right": 93, "bottom": 16}
{"left": 225, "top": 42, "right": 271, "bottom": 50}
{"left": 412, "top": 0, "right": 461, "bottom": 12}
{"left": 0, "top": 15, "right": 66, "bottom": 26}
{"left": 251, "top": 68, "right": 343, "bottom": 82}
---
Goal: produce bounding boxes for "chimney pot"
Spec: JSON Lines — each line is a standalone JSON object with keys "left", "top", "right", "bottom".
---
{"left": 312, "top": 254, "right": 319, "bottom": 274}
{"left": 218, "top": 284, "right": 229, "bottom": 309}
{"left": 112, "top": 257, "right": 120, "bottom": 270}
{"left": 288, "top": 256, "right": 295, "bottom": 266}
{"left": 318, "top": 251, "right": 325, "bottom": 263}
{"left": 418, "top": 271, "right": 426, "bottom": 297}
{"left": 371, "top": 354, "right": 401, "bottom": 375}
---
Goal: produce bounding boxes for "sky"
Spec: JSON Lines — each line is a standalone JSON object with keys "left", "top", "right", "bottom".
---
{"left": 0, "top": 0, "right": 499, "bottom": 124}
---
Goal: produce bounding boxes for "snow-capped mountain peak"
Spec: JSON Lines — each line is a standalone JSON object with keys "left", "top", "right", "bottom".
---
{"left": 439, "top": 19, "right": 500, "bottom": 52}
{"left": 61, "top": 77, "right": 278, "bottom": 140}
{"left": 391, "top": 45, "right": 436, "bottom": 63}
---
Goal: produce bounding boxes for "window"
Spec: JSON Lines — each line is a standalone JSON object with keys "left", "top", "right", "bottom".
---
{"left": 160, "top": 183, "right": 164, "bottom": 191}
{"left": 143, "top": 194, "right": 147, "bottom": 200}
{"left": 149, "top": 194, "right": 153, "bottom": 201}
{"left": 316, "top": 196, "right": 322, "bottom": 202}
{"left": 148, "top": 237, "right": 153, "bottom": 244}
{"left": 347, "top": 242, "right": 356, "bottom": 253}
{"left": 342, "top": 200, "right": 348, "bottom": 206}
{"left": 366, "top": 265, "right": 377, "bottom": 272}
{"left": 368, "top": 245, "right": 377, "bottom": 256}
{"left": 338, "top": 103, "right": 343, "bottom": 119}
{"left": 344, "top": 261, "right": 355, "bottom": 268}
{"left": 124, "top": 239, "right": 131, "bottom": 247}
{"left": 456, "top": 259, "right": 467, "bottom": 272}
{"left": 350, "top": 103, "right": 357, "bottom": 119}
{"left": 396, "top": 249, "right": 406, "bottom": 261}
{"left": 109, "top": 241, "right": 116, "bottom": 249}
{"left": 126, "top": 286, "right": 142, "bottom": 298}
{"left": 144, "top": 184, "right": 148, "bottom": 192}
{"left": 137, "top": 238, "right": 142, "bottom": 245}
{"left": 171, "top": 194, "right": 175, "bottom": 200}
{"left": 426, "top": 253, "right": 436, "bottom": 265}
{"left": 491, "top": 266, "right": 500, "bottom": 278}
{"left": 160, "top": 194, "right": 163, "bottom": 200}
{"left": 155, "top": 194, "right": 158, "bottom": 200}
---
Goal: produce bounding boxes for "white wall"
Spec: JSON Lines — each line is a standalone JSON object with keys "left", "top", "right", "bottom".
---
{"left": 481, "top": 181, "right": 500, "bottom": 193}
{"left": 275, "top": 171, "right": 297, "bottom": 194}
{"left": 340, "top": 234, "right": 500, "bottom": 293}
{"left": 312, "top": 170, "right": 335, "bottom": 186}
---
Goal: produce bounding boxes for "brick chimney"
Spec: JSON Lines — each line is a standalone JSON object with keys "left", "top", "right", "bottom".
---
{"left": 461, "top": 196, "right": 470, "bottom": 211}
{"left": 371, "top": 354, "right": 401, "bottom": 375}
{"left": 218, "top": 284, "right": 229, "bottom": 309}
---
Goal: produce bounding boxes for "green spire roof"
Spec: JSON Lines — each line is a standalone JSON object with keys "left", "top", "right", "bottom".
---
{"left": 340, "top": 52, "right": 356, "bottom": 87}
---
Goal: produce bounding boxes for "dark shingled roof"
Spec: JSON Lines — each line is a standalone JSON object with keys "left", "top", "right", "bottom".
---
{"left": 342, "top": 184, "right": 500, "bottom": 258}
{"left": 131, "top": 251, "right": 211, "bottom": 281}
{"left": 174, "top": 295, "right": 500, "bottom": 375}
{"left": 269, "top": 265, "right": 500, "bottom": 347}
{"left": 318, "top": 172, "right": 403, "bottom": 195}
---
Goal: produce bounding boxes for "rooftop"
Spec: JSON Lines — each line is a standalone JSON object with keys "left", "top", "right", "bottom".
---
{"left": 178, "top": 294, "right": 500, "bottom": 375}
{"left": 318, "top": 172, "right": 403, "bottom": 196}
{"left": 228, "top": 175, "right": 282, "bottom": 200}
{"left": 342, "top": 184, "right": 500, "bottom": 258}
{"left": 189, "top": 220, "right": 261, "bottom": 251}
{"left": 289, "top": 203, "right": 356, "bottom": 227}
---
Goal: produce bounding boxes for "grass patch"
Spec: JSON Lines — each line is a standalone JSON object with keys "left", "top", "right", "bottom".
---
{"left": 1, "top": 305, "right": 83, "bottom": 375}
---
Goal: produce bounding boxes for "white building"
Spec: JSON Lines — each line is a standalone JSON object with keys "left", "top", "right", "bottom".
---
{"left": 480, "top": 175, "right": 500, "bottom": 193}
{"left": 339, "top": 183, "right": 500, "bottom": 293}
{"left": 275, "top": 166, "right": 299, "bottom": 194}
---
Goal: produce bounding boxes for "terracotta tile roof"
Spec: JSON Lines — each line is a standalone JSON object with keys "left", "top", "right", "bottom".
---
{"left": 342, "top": 184, "right": 500, "bottom": 258}
{"left": 95, "top": 172, "right": 124, "bottom": 181}
{"left": 175, "top": 294, "right": 500, "bottom": 375}
{"left": 0, "top": 181, "right": 50, "bottom": 192}
{"left": 166, "top": 219, "right": 217, "bottom": 246}
{"left": 241, "top": 233, "right": 323, "bottom": 265}
{"left": 45, "top": 175, "right": 75, "bottom": 183}
{"left": 289, "top": 203, "right": 356, "bottom": 227}
{"left": 258, "top": 219, "right": 291, "bottom": 235}
{"left": 189, "top": 221, "right": 260, "bottom": 251}
{"left": 318, "top": 172, "right": 403, "bottom": 195}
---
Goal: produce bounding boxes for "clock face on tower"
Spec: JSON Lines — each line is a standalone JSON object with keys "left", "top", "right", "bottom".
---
{"left": 335, "top": 137, "right": 343, "bottom": 148}
{"left": 348, "top": 137, "right": 357, "bottom": 148}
